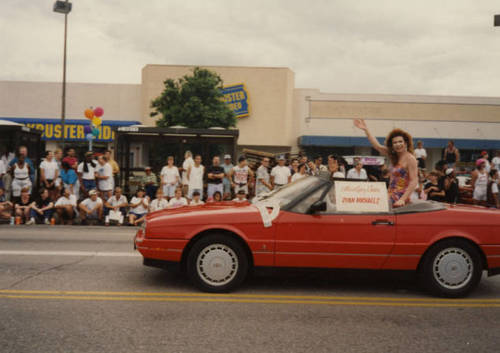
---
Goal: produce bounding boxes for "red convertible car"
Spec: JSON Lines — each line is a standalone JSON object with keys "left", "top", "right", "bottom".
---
{"left": 134, "top": 176, "right": 500, "bottom": 297}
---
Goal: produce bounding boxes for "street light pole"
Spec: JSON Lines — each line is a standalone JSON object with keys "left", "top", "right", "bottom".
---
{"left": 53, "top": 0, "right": 72, "bottom": 150}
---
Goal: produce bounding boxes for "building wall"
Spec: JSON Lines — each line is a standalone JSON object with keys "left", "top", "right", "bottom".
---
{"left": 0, "top": 81, "right": 142, "bottom": 121}
{"left": 141, "top": 65, "right": 296, "bottom": 149}
{"left": 297, "top": 92, "right": 500, "bottom": 169}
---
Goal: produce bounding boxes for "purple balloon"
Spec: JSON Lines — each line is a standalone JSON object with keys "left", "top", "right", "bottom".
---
{"left": 84, "top": 125, "right": 92, "bottom": 134}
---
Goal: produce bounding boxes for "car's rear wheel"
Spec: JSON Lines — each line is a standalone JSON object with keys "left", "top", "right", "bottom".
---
{"left": 419, "top": 239, "right": 483, "bottom": 298}
{"left": 187, "top": 234, "right": 249, "bottom": 293}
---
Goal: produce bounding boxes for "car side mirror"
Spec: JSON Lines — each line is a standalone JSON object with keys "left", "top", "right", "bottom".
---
{"left": 309, "top": 200, "right": 326, "bottom": 213}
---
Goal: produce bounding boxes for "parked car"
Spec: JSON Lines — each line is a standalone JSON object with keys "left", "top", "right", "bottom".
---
{"left": 134, "top": 176, "right": 500, "bottom": 297}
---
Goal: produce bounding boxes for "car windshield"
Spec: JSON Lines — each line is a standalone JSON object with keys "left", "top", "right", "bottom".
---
{"left": 252, "top": 176, "right": 326, "bottom": 208}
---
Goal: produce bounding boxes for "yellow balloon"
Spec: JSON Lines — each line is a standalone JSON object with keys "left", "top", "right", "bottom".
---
{"left": 92, "top": 116, "right": 102, "bottom": 126}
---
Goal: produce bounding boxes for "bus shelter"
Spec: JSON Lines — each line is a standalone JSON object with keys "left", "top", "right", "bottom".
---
{"left": 113, "top": 126, "right": 239, "bottom": 194}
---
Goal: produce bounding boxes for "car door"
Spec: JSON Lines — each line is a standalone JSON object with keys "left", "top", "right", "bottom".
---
{"left": 274, "top": 184, "right": 396, "bottom": 269}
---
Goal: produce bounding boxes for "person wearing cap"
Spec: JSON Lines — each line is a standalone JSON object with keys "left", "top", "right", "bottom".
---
{"left": 443, "top": 168, "right": 459, "bottom": 204}
{"left": 79, "top": 189, "right": 103, "bottom": 224}
{"left": 129, "top": 188, "right": 149, "bottom": 226}
{"left": 271, "top": 155, "right": 291, "bottom": 188}
{"left": 141, "top": 166, "right": 158, "bottom": 200}
{"left": 471, "top": 159, "right": 489, "bottom": 205}
{"left": 77, "top": 152, "right": 98, "bottom": 198}
{"left": 232, "top": 189, "right": 248, "bottom": 203}
{"left": 229, "top": 156, "right": 254, "bottom": 197}
{"left": 480, "top": 151, "right": 491, "bottom": 173}
{"left": 206, "top": 156, "right": 225, "bottom": 199}
{"left": 222, "top": 154, "right": 234, "bottom": 200}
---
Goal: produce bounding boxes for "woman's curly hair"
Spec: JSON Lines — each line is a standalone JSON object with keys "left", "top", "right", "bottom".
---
{"left": 385, "top": 128, "right": 414, "bottom": 166}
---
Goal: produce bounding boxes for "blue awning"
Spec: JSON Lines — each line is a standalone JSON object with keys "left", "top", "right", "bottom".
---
{"left": 0, "top": 117, "right": 141, "bottom": 142}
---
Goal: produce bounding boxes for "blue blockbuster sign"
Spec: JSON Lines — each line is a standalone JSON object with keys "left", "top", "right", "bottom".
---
{"left": 0, "top": 117, "right": 140, "bottom": 142}
{"left": 221, "top": 83, "right": 250, "bottom": 118}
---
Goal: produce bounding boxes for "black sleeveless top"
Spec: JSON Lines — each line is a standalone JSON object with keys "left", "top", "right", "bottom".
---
{"left": 444, "top": 149, "right": 456, "bottom": 163}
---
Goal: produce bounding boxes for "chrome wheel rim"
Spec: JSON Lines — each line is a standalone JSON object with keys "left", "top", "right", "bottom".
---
{"left": 197, "top": 243, "right": 238, "bottom": 286}
{"left": 433, "top": 247, "right": 473, "bottom": 290}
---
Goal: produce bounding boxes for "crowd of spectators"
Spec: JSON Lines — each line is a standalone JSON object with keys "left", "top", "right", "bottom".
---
{"left": 1, "top": 142, "right": 499, "bottom": 226}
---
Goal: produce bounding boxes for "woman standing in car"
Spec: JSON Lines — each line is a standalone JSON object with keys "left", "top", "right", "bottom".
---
{"left": 354, "top": 119, "right": 418, "bottom": 207}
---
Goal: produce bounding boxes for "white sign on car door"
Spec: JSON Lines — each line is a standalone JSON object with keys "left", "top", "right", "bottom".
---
{"left": 335, "top": 181, "right": 389, "bottom": 213}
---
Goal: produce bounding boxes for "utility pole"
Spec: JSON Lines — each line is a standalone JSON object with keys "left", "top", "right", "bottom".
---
{"left": 53, "top": 0, "right": 72, "bottom": 150}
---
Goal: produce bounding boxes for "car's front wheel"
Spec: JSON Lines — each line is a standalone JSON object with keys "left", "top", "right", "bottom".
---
{"left": 187, "top": 234, "right": 249, "bottom": 293}
{"left": 419, "top": 239, "right": 483, "bottom": 298}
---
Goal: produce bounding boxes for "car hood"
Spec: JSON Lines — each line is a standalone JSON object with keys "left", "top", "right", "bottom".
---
{"left": 146, "top": 201, "right": 260, "bottom": 225}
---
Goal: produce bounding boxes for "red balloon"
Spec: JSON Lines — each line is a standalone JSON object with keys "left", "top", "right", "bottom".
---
{"left": 94, "top": 107, "right": 104, "bottom": 117}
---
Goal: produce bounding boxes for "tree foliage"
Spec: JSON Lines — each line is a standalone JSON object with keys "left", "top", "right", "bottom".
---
{"left": 150, "top": 67, "right": 236, "bottom": 129}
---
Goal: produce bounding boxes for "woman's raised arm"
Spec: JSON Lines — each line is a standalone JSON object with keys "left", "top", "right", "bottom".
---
{"left": 353, "top": 119, "right": 388, "bottom": 155}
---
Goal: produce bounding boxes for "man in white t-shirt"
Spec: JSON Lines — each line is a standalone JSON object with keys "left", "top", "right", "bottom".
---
{"left": 180, "top": 151, "right": 194, "bottom": 196}
{"left": 104, "top": 186, "right": 128, "bottom": 225}
{"left": 187, "top": 155, "right": 204, "bottom": 200}
{"left": 54, "top": 188, "right": 77, "bottom": 224}
{"left": 346, "top": 159, "right": 368, "bottom": 180}
{"left": 168, "top": 187, "right": 188, "bottom": 208}
{"left": 79, "top": 189, "right": 103, "bottom": 224}
{"left": 414, "top": 140, "right": 427, "bottom": 169}
{"left": 96, "top": 155, "right": 114, "bottom": 200}
{"left": 160, "top": 156, "right": 180, "bottom": 199}
{"left": 40, "top": 150, "right": 59, "bottom": 200}
{"left": 271, "top": 156, "right": 291, "bottom": 188}
{"left": 150, "top": 189, "right": 169, "bottom": 212}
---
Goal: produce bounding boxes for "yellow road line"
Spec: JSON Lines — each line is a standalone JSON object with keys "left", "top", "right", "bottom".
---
{"left": 0, "top": 289, "right": 499, "bottom": 303}
{"left": 1, "top": 293, "right": 500, "bottom": 307}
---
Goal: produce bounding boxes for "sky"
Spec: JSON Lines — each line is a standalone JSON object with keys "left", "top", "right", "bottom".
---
{"left": 1, "top": 0, "right": 500, "bottom": 97}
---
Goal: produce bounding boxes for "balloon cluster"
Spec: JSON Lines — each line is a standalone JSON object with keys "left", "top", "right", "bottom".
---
{"left": 83, "top": 107, "right": 104, "bottom": 141}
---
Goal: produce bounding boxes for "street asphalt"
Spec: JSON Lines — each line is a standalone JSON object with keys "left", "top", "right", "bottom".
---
{"left": 0, "top": 225, "right": 499, "bottom": 353}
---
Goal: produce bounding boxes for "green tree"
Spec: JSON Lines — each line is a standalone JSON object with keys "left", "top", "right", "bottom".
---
{"left": 150, "top": 67, "right": 236, "bottom": 129}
